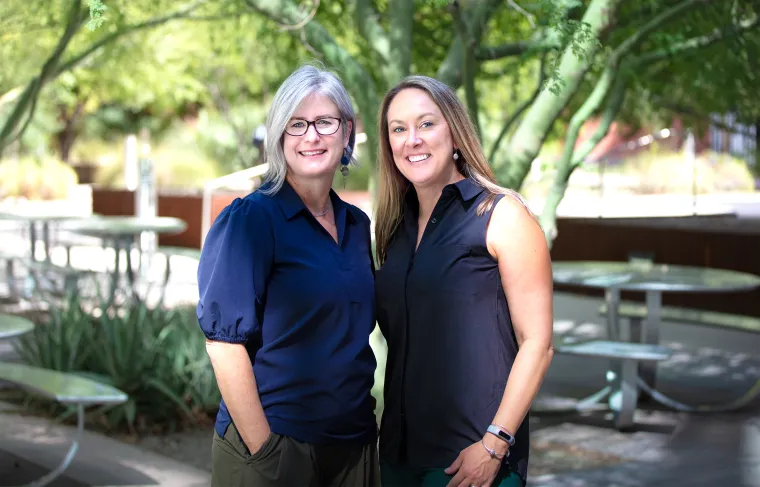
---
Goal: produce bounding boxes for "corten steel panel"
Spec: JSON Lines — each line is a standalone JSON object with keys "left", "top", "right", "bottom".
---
{"left": 210, "top": 191, "right": 248, "bottom": 227}
{"left": 92, "top": 187, "right": 134, "bottom": 216}
{"left": 551, "top": 218, "right": 760, "bottom": 317}
{"left": 158, "top": 193, "right": 202, "bottom": 249}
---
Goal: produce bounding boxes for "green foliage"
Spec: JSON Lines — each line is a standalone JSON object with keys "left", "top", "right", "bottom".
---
{"left": 619, "top": 148, "right": 756, "bottom": 194}
{"left": 0, "top": 156, "right": 79, "bottom": 200}
{"left": 86, "top": 0, "right": 107, "bottom": 31}
{"left": 13, "top": 297, "right": 220, "bottom": 433}
{"left": 90, "top": 139, "right": 223, "bottom": 190}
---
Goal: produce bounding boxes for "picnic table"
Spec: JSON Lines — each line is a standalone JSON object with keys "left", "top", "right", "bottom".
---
{"left": 0, "top": 209, "right": 85, "bottom": 263}
{"left": 551, "top": 260, "right": 760, "bottom": 428}
{"left": 58, "top": 216, "right": 187, "bottom": 303}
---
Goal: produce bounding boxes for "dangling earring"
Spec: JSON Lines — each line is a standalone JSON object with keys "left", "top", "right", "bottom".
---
{"left": 453, "top": 149, "right": 459, "bottom": 160}
{"left": 340, "top": 150, "right": 350, "bottom": 177}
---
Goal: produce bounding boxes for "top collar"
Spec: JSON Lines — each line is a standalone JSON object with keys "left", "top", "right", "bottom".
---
{"left": 403, "top": 177, "right": 484, "bottom": 214}
{"left": 271, "top": 180, "right": 354, "bottom": 223}
{"left": 451, "top": 177, "right": 484, "bottom": 202}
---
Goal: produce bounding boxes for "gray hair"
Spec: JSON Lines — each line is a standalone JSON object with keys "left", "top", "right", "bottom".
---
{"left": 260, "top": 63, "right": 357, "bottom": 194}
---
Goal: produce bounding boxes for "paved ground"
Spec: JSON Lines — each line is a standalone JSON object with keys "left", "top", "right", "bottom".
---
{"left": 1, "top": 203, "right": 760, "bottom": 486}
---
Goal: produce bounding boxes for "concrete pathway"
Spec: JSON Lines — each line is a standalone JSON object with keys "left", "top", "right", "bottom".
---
{"left": 0, "top": 402, "right": 210, "bottom": 487}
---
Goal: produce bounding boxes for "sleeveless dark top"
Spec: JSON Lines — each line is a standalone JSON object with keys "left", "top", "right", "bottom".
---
{"left": 375, "top": 177, "right": 528, "bottom": 479}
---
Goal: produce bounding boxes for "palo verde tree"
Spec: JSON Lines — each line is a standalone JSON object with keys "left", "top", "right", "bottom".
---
{"left": 0, "top": 0, "right": 250, "bottom": 157}
{"left": 241, "top": 0, "right": 759, "bottom": 243}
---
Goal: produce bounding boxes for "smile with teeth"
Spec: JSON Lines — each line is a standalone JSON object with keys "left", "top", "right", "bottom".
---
{"left": 407, "top": 154, "right": 431, "bottom": 163}
{"left": 300, "top": 150, "right": 327, "bottom": 156}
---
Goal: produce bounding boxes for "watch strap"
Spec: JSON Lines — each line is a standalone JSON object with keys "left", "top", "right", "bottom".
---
{"left": 487, "top": 424, "right": 516, "bottom": 446}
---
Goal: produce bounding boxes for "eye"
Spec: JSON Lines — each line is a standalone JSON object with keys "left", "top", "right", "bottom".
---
{"left": 316, "top": 118, "right": 333, "bottom": 125}
{"left": 420, "top": 121, "right": 434, "bottom": 129}
{"left": 290, "top": 120, "right": 306, "bottom": 128}
{"left": 391, "top": 126, "right": 405, "bottom": 133}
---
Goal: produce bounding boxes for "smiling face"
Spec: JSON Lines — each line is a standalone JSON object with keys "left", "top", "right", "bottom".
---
{"left": 386, "top": 88, "right": 460, "bottom": 189}
{"left": 283, "top": 93, "right": 351, "bottom": 182}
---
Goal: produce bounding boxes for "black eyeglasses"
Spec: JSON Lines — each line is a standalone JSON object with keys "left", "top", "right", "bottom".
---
{"left": 285, "top": 117, "right": 342, "bottom": 136}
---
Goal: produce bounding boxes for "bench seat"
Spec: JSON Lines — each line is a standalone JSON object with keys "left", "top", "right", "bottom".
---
{"left": 553, "top": 339, "right": 673, "bottom": 430}
{"left": 0, "top": 359, "right": 127, "bottom": 487}
{"left": 0, "top": 362, "right": 127, "bottom": 407}
{"left": 598, "top": 302, "right": 760, "bottom": 334}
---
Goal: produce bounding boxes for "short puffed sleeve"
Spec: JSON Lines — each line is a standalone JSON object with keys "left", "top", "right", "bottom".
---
{"left": 196, "top": 197, "right": 274, "bottom": 343}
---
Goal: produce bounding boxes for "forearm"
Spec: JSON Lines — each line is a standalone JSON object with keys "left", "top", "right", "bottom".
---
{"left": 206, "top": 340, "right": 269, "bottom": 449}
{"left": 492, "top": 339, "right": 554, "bottom": 436}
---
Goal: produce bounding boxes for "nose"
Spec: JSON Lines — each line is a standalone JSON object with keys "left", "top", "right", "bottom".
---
{"left": 405, "top": 129, "right": 421, "bottom": 147}
{"left": 304, "top": 124, "right": 320, "bottom": 142}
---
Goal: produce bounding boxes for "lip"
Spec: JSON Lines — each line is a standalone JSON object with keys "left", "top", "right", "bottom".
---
{"left": 406, "top": 153, "right": 431, "bottom": 163}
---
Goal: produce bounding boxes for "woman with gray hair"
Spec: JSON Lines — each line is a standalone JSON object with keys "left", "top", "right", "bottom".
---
{"left": 197, "top": 64, "right": 380, "bottom": 487}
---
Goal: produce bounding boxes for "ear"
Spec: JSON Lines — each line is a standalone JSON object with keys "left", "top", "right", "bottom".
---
{"left": 344, "top": 120, "right": 353, "bottom": 147}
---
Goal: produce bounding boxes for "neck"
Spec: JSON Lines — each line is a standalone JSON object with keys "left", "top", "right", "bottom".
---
{"left": 287, "top": 174, "right": 333, "bottom": 214}
{"left": 414, "top": 170, "right": 465, "bottom": 219}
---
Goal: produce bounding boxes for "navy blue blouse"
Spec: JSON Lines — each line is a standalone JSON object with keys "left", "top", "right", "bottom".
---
{"left": 197, "top": 181, "right": 377, "bottom": 446}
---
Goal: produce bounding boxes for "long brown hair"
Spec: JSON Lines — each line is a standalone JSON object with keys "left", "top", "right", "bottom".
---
{"left": 374, "top": 75, "right": 528, "bottom": 266}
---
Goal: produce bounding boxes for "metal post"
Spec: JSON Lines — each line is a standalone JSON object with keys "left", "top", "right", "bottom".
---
{"left": 135, "top": 130, "right": 156, "bottom": 281}
{"left": 685, "top": 129, "right": 697, "bottom": 215}
{"left": 640, "top": 290, "right": 663, "bottom": 390}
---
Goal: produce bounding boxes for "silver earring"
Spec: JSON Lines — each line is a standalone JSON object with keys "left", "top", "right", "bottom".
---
{"left": 453, "top": 149, "right": 459, "bottom": 160}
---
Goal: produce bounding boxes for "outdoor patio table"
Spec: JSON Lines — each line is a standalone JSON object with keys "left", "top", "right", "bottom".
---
{"left": 0, "top": 209, "right": 85, "bottom": 263}
{"left": 552, "top": 260, "right": 760, "bottom": 387}
{"left": 58, "top": 216, "right": 187, "bottom": 303}
{"left": 0, "top": 313, "right": 34, "bottom": 341}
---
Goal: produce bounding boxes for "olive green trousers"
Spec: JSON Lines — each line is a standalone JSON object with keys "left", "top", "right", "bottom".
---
{"left": 211, "top": 422, "right": 380, "bottom": 487}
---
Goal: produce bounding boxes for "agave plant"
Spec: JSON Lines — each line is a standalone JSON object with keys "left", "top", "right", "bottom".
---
{"left": 13, "top": 295, "right": 220, "bottom": 433}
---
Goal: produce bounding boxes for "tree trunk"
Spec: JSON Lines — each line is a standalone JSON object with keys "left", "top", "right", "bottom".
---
{"left": 56, "top": 102, "right": 85, "bottom": 163}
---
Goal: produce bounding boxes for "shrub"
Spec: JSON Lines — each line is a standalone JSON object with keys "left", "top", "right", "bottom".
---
{"left": 13, "top": 297, "right": 220, "bottom": 433}
{"left": 620, "top": 148, "right": 755, "bottom": 194}
{"left": 0, "top": 156, "right": 79, "bottom": 200}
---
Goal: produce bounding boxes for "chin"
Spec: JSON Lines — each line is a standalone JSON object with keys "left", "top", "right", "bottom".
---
{"left": 401, "top": 168, "right": 440, "bottom": 187}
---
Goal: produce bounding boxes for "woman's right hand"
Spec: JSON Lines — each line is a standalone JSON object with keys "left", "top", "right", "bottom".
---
{"left": 246, "top": 427, "right": 272, "bottom": 455}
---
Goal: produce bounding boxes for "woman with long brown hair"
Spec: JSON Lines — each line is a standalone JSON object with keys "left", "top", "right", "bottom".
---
{"left": 374, "top": 76, "right": 554, "bottom": 487}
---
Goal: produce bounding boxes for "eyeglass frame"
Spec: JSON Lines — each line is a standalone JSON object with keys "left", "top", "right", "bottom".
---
{"left": 284, "top": 117, "right": 343, "bottom": 137}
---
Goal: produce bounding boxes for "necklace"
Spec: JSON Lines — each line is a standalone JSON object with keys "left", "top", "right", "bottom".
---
{"left": 311, "top": 200, "right": 332, "bottom": 218}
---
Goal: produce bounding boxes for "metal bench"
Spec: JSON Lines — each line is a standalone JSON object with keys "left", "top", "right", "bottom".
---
{"left": 553, "top": 340, "right": 673, "bottom": 430}
{"left": 25, "top": 260, "right": 94, "bottom": 298}
{"left": 597, "top": 302, "right": 760, "bottom": 413}
{"left": 1, "top": 312, "right": 128, "bottom": 487}
{"left": 0, "top": 362, "right": 128, "bottom": 487}
{"left": 598, "top": 302, "right": 760, "bottom": 335}
{"left": 154, "top": 246, "right": 202, "bottom": 303}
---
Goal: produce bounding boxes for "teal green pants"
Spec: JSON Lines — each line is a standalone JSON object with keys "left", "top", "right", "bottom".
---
{"left": 380, "top": 462, "right": 524, "bottom": 487}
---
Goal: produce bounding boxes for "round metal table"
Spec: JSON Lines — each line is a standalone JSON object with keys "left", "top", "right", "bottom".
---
{"left": 0, "top": 210, "right": 86, "bottom": 263}
{"left": 0, "top": 313, "right": 34, "bottom": 340}
{"left": 553, "top": 260, "right": 760, "bottom": 385}
{"left": 58, "top": 216, "right": 187, "bottom": 304}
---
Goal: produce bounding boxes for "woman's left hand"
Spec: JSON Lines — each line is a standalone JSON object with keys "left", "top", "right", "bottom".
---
{"left": 444, "top": 440, "right": 503, "bottom": 487}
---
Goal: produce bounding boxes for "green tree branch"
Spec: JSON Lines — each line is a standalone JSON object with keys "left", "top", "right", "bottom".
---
{"left": 0, "top": 1, "right": 87, "bottom": 153}
{"left": 495, "top": 0, "right": 622, "bottom": 189}
{"left": 451, "top": 1, "right": 481, "bottom": 135}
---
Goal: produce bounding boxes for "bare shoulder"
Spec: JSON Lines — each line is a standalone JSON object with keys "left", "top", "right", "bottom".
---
{"left": 486, "top": 193, "right": 547, "bottom": 260}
